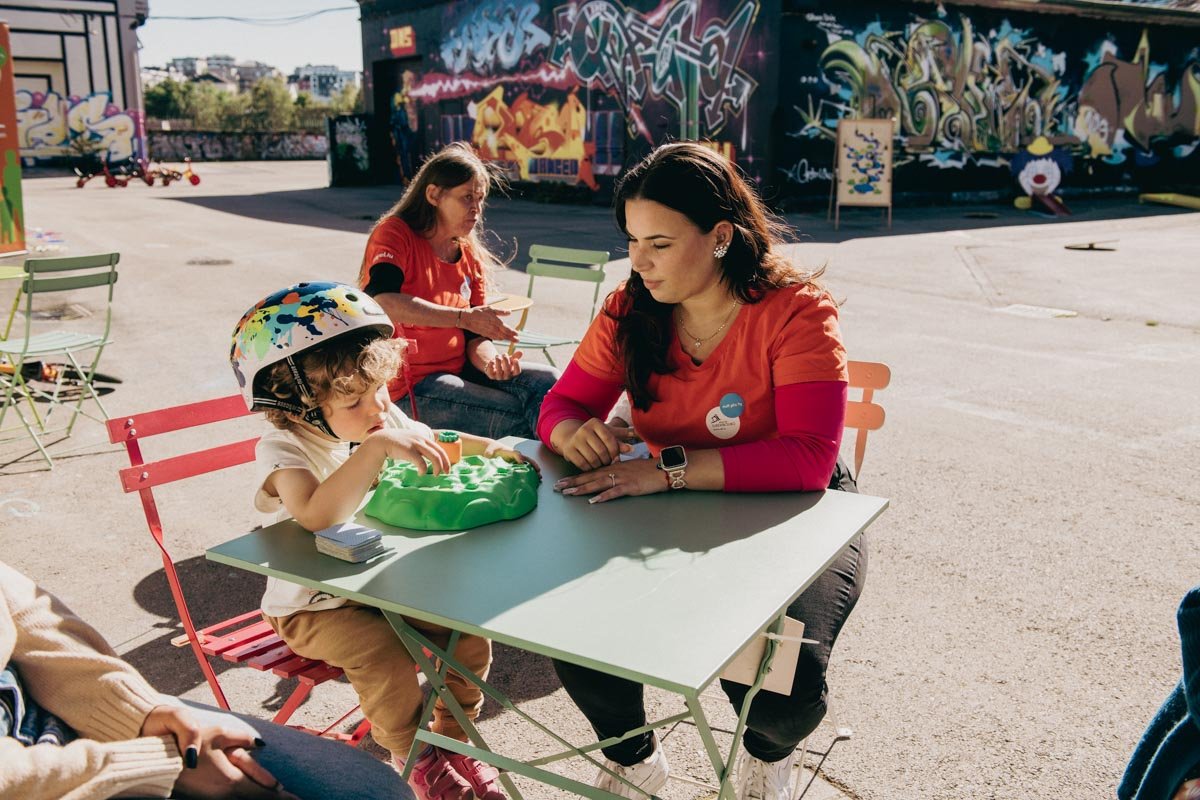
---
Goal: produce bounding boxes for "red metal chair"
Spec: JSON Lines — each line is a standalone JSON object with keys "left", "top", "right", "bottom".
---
{"left": 106, "top": 394, "right": 370, "bottom": 743}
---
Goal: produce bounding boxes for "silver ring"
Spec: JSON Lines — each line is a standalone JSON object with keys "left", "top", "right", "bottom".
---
{"left": 608, "top": 473, "right": 617, "bottom": 488}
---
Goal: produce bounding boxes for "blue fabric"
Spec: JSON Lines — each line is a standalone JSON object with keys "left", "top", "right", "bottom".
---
{"left": 411, "top": 360, "right": 559, "bottom": 439}
{"left": 1119, "top": 584, "right": 1200, "bottom": 800}
{"left": 0, "top": 664, "right": 75, "bottom": 747}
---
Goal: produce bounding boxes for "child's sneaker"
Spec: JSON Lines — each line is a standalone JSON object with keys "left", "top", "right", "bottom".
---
{"left": 442, "top": 751, "right": 506, "bottom": 800}
{"left": 403, "top": 748, "right": 473, "bottom": 800}
{"left": 592, "top": 735, "right": 669, "bottom": 799}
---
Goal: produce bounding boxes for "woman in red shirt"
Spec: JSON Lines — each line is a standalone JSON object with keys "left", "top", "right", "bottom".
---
{"left": 359, "top": 142, "right": 558, "bottom": 438}
{"left": 537, "top": 143, "right": 866, "bottom": 800}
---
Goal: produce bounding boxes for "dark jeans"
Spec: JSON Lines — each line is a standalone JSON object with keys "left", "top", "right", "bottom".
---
{"left": 410, "top": 361, "right": 559, "bottom": 439}
{"left": 552, "top": 459, "right": 868, "bottom": 765}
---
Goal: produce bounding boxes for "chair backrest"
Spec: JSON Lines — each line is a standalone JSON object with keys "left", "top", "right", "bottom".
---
{"left": 18, "top": 253, "right": 120, "bottom": 346}
{"left": 106, "top": 395, "right": 259, "bottom": 705}
{"left": 525, "top": 244, "right": 611, "bottom": 320}
{"left": 844, "top": 360, "right": 890, "bottom": 480}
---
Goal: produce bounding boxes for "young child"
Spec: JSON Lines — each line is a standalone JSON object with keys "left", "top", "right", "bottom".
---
{"left": 230, "top": 282, "right": 533, "bottom": 800}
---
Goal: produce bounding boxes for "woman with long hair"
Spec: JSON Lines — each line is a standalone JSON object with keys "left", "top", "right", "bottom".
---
{"left": 537, "top": 142, "right": 866, "bottom": 800}
{"left": 359, "top": 142, "right": 558, "bottom": 438}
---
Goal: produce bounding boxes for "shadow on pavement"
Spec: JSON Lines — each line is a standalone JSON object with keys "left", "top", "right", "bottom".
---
{"left": 125, "top": 555, "right": 562, "bottom": 720}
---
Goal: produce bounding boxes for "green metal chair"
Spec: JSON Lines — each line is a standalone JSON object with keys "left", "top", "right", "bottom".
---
{"left": 511, "top": 244, "right": 610, "bottom": 367}
{"left": 0, "top": 252, "right": 120, "bottom": 467}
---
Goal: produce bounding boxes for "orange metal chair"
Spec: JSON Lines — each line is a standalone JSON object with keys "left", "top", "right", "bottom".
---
{"left": 844, "top": 360, "right": 890, "bottom": 480}
{"left": 107, "top": 394, "right": 370, "bottom": 743}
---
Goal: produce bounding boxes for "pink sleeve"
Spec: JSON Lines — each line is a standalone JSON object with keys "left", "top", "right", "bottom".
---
{"left": 536, "top": 361, "right": 625, "bottom": 449}
{"left": 720, "top": 381, "right": 847, "bottom": 492}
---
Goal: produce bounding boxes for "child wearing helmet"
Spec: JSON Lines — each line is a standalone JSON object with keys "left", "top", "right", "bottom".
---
{"left": 231, "top": 282, "right": 533, "bottom": 800}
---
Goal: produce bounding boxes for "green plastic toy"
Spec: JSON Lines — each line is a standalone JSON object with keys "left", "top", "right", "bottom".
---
{"left": 365, "top": 455, "right": 538, "bottom": 531}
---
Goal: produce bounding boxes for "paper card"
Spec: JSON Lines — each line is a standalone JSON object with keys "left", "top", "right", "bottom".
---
{"left": 721, "top": 617, "right": 806, "bottom": 696}
{"left": 619, "top": 441, "right": 651, "bottom": 461}
{"left": 314, "top": 521, "right": 382, "bottom": 547}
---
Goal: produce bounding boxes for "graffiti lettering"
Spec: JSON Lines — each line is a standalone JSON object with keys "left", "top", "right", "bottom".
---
{"left": 147, "top": 132, "right": 328, "bottom": 161}
{"left": 550, "top": 0, "right": 759, "bottom": 136}
{"left": 16, "top": 90, "right": 138, "bottom": 163}
{"left": 442, "top": 0, "right": 551, "bottom": 75}
{"left": 778, "top": 158, "right": 833, "bottom": 184}
{"left": 1075, "top": 30, "right": 1200, "bottom": 165}
{"left": 804, "top": 16, "right": 1072, "bottom": 163}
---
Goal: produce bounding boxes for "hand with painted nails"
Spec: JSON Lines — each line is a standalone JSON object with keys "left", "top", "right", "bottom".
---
{"left": 555, "top": 417, "right": 638, "bottom": 471}
{"left": 142, "top": 706, "right": 297, "bottom": 799}
{"left": 553, "top": 458, "right": 667, "bottom": 504}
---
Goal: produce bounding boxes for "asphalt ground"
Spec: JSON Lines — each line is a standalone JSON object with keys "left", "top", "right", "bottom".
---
{"left": 1, "top": 160, "right": 1198, "bottom": 800}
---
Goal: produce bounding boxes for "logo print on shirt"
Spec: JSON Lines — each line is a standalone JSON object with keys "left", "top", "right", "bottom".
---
{"left": 706, "top": 391, "right": 744, "bottom": 440}
{"left": 460, "top": 276, "right": 472, "bottom": 300}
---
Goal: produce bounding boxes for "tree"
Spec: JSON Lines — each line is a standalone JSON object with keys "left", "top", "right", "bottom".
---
{"left": 144, "top": 78, "right": 191, "bottom": 119}
{"left": 186, "top": 83, "right": 225, "bottom": 131}
{"left": 330, "top": 84, "right": 362, "bottom": 115}
{"left": 245, "top": 76, "right": 295, "bottom": 132}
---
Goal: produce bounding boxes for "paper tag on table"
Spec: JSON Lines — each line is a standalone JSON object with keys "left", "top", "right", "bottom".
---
{"left": 721, "top": 617, "right": 806, "bottom": 696}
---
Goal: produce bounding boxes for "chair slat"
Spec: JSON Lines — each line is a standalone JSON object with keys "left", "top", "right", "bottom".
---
{"left": 221, "top": 634, "right": 288, "bottom": 663}
{"left": 848, "top": 361, "right": 891, "bottom": 390}
{"left": 844, "top": 401, "right": 885, "bottom": 431}
{"left": 117, "top": 439, "right": 259, "bottom": 492}
{"left": 269, "top": 654, "right": 321, "bottom": 678}
{"left": 528, "top": 244, "right": 609, "bottom": 267}
{"left": 245, "top": 642, "right": 305, "bottom": 671}
{"left": 24, "top": 253, "right": 120, "bottom": 273}
{"left": 201, "top": 619, "right": 276, "bottom": 657}
{"left": 295, "top": 662, "right": 344, "bottom": 685}
{"left": 107, "top": 395, "right": 250, "bottom": 443}
{"left": 24, "top": 272, "right": 118, "bottom": 294}
{"left": 527, "top": 260, "right": 606, "bottom": 282}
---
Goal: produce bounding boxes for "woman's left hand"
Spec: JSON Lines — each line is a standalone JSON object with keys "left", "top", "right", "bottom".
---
{"left": 553, "top": 459, "right": 666, "bottom": 504}
{"left": 482, "top": 351, "right": 523, "bottom": 381}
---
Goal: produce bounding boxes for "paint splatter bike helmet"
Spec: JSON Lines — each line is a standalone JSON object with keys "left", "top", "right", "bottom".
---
{"left": 230, "top": 282, "right": 393, "bottom": 435}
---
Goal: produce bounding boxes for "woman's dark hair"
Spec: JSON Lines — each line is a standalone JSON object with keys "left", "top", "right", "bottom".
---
{"left": 611, "top": 142, "right": 821, "bottom": 410}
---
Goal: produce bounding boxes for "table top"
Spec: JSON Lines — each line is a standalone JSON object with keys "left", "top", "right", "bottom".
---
{"left": 208, "top": 441, "right": 888, "bottom": 694}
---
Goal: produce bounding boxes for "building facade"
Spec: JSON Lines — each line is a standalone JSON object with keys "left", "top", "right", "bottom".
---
{"left": 356, "top": 0, "right": 1200, "bottom": 203}
{"left": 2, "top": 0, "right": 147, "bottom": 163}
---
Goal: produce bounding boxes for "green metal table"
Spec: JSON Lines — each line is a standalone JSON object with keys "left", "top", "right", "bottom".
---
{"left": 207, "top": 440, "right": 888, "bottom": 799}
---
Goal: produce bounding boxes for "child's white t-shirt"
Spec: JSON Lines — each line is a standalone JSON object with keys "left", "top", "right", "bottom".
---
{"left": 253, "top": 403, "right": 433, "bottom": 617}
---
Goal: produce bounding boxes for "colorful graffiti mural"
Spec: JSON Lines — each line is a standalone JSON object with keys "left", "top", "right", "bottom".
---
{"left": 777, "top": 4, "right": 1200, "bottom": 198}
{"left": 549, "top": 0, "right": 760, "bottom": 139}
{"left": 442, "top": 0, "right": 552, "bottom": 75}
{"left": 469, "top": 85, "right": 597, "bottom": 188}
{"left": 15, "top": 90, "right": 139, "bottom": 163}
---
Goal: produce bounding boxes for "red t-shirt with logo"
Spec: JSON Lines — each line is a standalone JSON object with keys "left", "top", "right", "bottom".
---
{"left": 570, "top": 283, "right": 847, "bottom": 453}
{"left": 359, "top": 217, "right": 487, "bottom": 399}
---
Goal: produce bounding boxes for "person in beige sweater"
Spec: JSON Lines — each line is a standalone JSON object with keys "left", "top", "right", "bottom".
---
{"left": 0, "top": 559, "right": 297, "bottom": 800}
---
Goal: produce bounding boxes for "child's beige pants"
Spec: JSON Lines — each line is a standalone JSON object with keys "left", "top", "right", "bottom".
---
{"left": 267, "top": 601, "right": 491, "bottom": 758}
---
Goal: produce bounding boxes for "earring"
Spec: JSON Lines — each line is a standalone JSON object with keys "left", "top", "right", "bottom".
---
{"left": 713, "top": 242, "right": 729, "bottom": 259}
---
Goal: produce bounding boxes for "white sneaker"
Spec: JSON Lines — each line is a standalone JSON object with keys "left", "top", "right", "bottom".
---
{"left": 593, "top": 737, "right": 669, "bottom": 799}
{"left": 735, "top": 749, "right": 796, "bottom": 800}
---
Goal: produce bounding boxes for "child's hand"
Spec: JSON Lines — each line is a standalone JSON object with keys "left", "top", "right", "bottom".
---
{"left": 483, "top": 441, "right": 541, "bottom": 476}
{"left": 371, "top": 429, "right": 451, "bottom": 475}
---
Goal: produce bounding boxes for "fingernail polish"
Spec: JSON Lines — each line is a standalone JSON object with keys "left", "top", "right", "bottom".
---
{"left": 588, "top": 497, "right": 599, "bottom": 504}
{"left": 562, "top": 488, "right": 576, "bottom": 495}
{"left": 254, "top": 737, "right": 266, "bottom": 748}
{"left": 185, "top": 746, "right": 199, "bottom": 768}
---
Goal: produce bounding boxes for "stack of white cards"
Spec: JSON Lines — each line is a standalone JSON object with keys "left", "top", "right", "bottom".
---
{"left": 314, "top": 522, "right": 385, "bottom": 563}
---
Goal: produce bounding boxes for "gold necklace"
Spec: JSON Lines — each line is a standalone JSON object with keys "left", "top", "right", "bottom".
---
{"left": 676, "top": 301, "right": 739, "bottom": 350}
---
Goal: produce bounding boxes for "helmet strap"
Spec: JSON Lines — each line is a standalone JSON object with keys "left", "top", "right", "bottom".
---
{"left": 283, "top": 356, "right": 338, "bottom": 438}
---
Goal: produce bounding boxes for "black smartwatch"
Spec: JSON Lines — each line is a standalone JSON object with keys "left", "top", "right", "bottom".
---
{"left": 657, "top": 445, "right": 688, "bottom": 490}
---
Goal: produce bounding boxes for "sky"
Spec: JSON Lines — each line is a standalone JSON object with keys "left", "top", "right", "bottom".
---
{"left": 137, "top": 1, "right": 364, "bottom": 76}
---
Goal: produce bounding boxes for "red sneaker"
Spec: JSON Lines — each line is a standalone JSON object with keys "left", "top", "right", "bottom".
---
{"left": 405, "top": 748, "right": 473, "bottom": 800}
{"left": 442, "top": 752, "right": 506, "bottom": 800}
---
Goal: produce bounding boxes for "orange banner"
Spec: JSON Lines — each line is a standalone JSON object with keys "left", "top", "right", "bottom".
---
{"left": 0, "top": 23, "right": 26, "bottom": 255}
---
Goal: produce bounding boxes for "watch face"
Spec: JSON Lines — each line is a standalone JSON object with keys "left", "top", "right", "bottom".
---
{"left": 660, "top": 445, "right": 686, "bottom": 469}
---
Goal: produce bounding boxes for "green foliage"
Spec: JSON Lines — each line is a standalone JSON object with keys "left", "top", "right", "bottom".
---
{"left": 244, "top": 76, "right": 295, "bottom": 132}
{"left": 144, "top": 75, "right": 361, "bottom": 132}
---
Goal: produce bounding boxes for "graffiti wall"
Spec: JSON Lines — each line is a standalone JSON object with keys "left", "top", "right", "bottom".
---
{"left": 147, "top": 131, "right": 328, "bottom": 162}
{"left": 363, "top": 0, "right": 778, "bottom": 191}
{"left": 777, "top": 2, "right": 1200, "bottom": 200}
{"left": 16, "top": 89, "right": 141, "bottom": 163}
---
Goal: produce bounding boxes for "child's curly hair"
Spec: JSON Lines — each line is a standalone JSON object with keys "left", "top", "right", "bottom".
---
{"left": 258, "top": 332, "right": 404, "bottom": 432}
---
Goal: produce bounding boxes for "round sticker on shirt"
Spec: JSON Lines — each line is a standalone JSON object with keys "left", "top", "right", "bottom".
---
{"left": 706, "top": 405, "right": 741, "bottom": 439}
{"left": 719, "top": 393, "right": 745, "bottom": 418}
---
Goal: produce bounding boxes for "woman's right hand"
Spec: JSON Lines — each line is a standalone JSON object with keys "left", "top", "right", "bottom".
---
{"left": 558, "top": 417, "right": 638, "bottom": 470}
{"left": 173, "top": 735, "right": 298, "bottom": 799}
{"left": 460, "top": 306, "right": 519, "bottom": 342}
{"left": 371, "top": 429, "right": 451, "bottom": 475}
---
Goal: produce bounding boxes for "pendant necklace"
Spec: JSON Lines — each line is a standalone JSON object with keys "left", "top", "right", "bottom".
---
{"left": 676, "top": 300, "right": 739, "bottom": 351}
